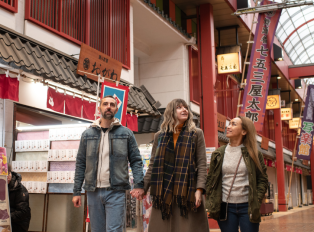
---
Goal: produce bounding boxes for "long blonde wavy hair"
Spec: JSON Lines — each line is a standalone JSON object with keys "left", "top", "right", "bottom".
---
{"left": 160, "top": 99, "right": 196, "bottom": 133}
{"left": 238, "top": 116, "right": 263, "bottom": 172}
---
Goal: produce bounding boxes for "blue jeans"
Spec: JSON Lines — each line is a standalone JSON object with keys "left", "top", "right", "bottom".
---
{"left": 218, "top": 202, "right": 259, "bottom": 232}
{"left": 87, "top": 189, "right": 126, "bottom": 232}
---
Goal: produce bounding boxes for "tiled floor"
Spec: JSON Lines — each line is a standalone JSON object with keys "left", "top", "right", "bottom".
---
{"left": 127, "top": 205, "right": 314, "bottom": 232}
{"left": 259, "top": 205, "right": 314, "bottom": 232}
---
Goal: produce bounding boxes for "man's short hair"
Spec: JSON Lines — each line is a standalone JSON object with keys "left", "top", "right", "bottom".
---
{"left": 101, "top": 95, "right": 117, "bottom": 107}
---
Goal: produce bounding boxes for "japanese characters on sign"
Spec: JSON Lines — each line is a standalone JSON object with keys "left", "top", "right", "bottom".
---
{"left": 281, "top": 108, "right": 293, "bottom": 121}
{"left": 217, "top": 113, "right": 227, "bottom": 133}
{"left": 296, "top": 85, "right": 314, "bottom": 160}
{"left": 77, "top": 43, "right": 123, "bottom": 82}
{"left": 289, "top": 118, "right": 301, "bottom": 129}
{"left": 265, "top": 95, "right": 281, "bottom": 110}
{"left": 239, "top": 0, "right": 282, "bottom": 132}
{"left": 217, "top": 53, "right": 241, "bottom": 74}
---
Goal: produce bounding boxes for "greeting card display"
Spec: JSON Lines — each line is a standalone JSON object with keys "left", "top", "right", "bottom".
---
{"left": 12, "top": 161, "right": 48, "bottom": 172}
{"left": 48, "top": 149, "right": 77, "bottom": 161}
{"left": 22, "top": 181, "right": 47, "bottom": 194}
{"left": 15, "top": 140, "right": 50, "bottom": 151}
{"left": 47, "top": 171, "right": 75, "bottom": 183}
{"left": 49, "top": 127, "right": 87, "bottom": 141}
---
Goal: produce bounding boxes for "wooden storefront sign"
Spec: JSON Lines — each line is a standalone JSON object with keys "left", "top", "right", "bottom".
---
{"left": 77, "top": 43, "right": 123, "bottom": 82}
{"left": 217, "top": 113, "right": 227, "bottom": 133}
{"left": 261, "top": 136, "right": 269, "bottom": 150}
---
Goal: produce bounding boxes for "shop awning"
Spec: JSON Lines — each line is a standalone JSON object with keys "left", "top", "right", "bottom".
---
{"left": 0, "top": 25, "right": 160, "bottom": 116}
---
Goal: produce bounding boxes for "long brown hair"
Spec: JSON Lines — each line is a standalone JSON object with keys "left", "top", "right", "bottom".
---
{"left": 160, "top": 99, "right": 196, "bottom": 133}
{"left": 238, "top": 116, "right": 263, "bottom": 172}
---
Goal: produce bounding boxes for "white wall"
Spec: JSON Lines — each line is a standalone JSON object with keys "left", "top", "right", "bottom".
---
{"left": 136, "top": 43, "right": 190, "bottom": 108}
{"left": 19, "top": 80, "right": 48, "bottom": 110}
{"left": 0, "top": 99, "right": 14, "bottom": 163}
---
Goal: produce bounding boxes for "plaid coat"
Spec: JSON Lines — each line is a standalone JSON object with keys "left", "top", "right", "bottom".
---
{"left": 143, "top": 129, "right": 209, "bottom": 232}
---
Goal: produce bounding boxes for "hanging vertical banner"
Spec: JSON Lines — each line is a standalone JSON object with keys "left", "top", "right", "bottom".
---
{"left": 296, "top": 85, "right": 314, "bottom": 160}
{"left": 100, "top": 81, "right": 129, "bottom": 126}
{"left": 239, "top": 0, "right": 282, "bottom": 132}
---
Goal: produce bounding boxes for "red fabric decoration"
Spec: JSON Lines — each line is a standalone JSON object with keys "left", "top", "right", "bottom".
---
{"left": 65, "top": 95, "right": 83, "bottom": 118}
{"left": 82, "top": 100, "right": 97, "bottom": 120}
{"left": 47, "top": 87, "right": 65, "bottom": 113}
{"left": 0, "top": 74, "right": 19, "bottom": 101}
{"left": 126, "top": 114, "right": 138, "bottom": 132}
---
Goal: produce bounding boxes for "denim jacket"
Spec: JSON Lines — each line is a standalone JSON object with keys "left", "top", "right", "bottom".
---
{"left": 73, "top": 118, "right": 144, "bottom": 196}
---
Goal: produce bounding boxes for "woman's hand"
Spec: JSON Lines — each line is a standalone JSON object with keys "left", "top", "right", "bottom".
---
{"left": 195, "top": 189, "right": 202, "bottom": 208}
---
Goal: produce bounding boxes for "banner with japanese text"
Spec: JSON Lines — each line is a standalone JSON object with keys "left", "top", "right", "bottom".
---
{"left": 100, "top": 81, "right": 129, "bottom": 126}
{"left": 296, "top": 85, "right": 314, "bottom": 160}
{"left": 240, "top": 0, "right": 282, "bottom": 132}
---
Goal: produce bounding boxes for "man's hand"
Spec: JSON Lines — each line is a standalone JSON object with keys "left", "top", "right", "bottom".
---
{"left": 195, "top": 189, "right": 202, "bottom": 208}
{"left": 72, "top": 196, "right": 81, "bottom": 208}
{"left": 130, "top": 188, "right": 145, "bottom": 200}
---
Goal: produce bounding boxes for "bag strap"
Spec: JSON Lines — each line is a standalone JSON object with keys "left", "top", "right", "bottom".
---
{"left": 226, "top": 154, "right": 243, "bottom": 203}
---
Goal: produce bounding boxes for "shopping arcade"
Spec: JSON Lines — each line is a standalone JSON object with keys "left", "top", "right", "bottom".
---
{"left": 0, "top": 23, "right": 162, "bottom": 231}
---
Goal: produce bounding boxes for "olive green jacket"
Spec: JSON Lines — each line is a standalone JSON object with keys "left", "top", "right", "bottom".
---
{"left": 205, "top": 145, "right": 268, "bottom": 223}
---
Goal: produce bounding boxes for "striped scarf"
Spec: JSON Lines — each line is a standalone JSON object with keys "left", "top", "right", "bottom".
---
{"left": 150, "top": 125, "right": 197, "bottom": 219}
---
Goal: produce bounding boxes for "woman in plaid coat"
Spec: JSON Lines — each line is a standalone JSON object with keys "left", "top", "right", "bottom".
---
{"left": 135, "top": 99, "right": 209, "bottom": 232}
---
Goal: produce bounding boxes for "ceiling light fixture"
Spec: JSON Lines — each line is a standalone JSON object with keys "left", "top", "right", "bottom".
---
{"left": 277, "top": 76, "right": 281, "bottom": 79}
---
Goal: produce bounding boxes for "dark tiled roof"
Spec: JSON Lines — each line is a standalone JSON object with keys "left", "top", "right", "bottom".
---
{"left": 218, "top": 127, "right": 229, "bottom": 143}
{"left": 135, "top": 109, "right": 201, "bottom": 134}
{"left": 257, "top": 143, "right": 276, "bottom": 159}
{"left": 0, "top": 25, "right": 159, "bottom": 116}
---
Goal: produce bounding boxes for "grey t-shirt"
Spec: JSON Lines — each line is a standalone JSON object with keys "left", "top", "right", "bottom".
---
{"left": 222, "top": 144, "right": 249, "bottom": 203}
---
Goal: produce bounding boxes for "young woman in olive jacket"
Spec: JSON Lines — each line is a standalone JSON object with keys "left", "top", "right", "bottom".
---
{"left": 205, "top": 116, "right": 268, "bottom": 232}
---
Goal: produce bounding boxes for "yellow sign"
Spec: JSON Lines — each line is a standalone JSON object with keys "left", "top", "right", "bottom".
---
{"left": 217, "top": 53, "right": 240, "bottom": 74}
{"left": 266, "top": 95, "right": 280, "bottom": 109}
{"left": 281, "top": 108, "right": 293, "bottom": 120}
{"left": 289, "top": 118, "right": 301, "bottom": 129}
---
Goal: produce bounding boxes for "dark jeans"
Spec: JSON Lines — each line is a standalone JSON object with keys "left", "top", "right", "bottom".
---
{"left": 218, "top": 202, "right": 259, "bottom": 232}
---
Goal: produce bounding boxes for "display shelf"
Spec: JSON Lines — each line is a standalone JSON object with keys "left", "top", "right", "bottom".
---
{"left": 48, "top": 183, "right": 85, "bottom": 194}
{"left": 21, "top": 181, "right": 47, "bottom": 194}
{"left": 48, "top": 149, "right": 78, "bottom": 161}
{"left": 15, "top": 139, "right": 50, "bottom": 152}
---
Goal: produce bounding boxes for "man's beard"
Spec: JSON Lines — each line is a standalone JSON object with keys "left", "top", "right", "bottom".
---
{"left": 101, "top": 109, "right": 115, "bottom": 120}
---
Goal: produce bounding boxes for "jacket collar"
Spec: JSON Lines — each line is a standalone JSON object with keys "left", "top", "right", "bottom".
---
{"left": 91, "top": 118, "right": 121, "bottom": 131}
{"left": 213, "top": 144, "right": 249, "bottom": 159}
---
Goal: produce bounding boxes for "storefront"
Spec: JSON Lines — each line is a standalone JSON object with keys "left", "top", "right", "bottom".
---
{"left": 0, "top": 23, "right": 161, "bottom": 232}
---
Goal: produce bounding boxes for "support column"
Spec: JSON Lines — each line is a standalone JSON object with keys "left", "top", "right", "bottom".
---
{"left": 274, "top": 109, "right": 287, "bottom": 211}
{"left": 311, "top": 144, "right": 314, "bottom": 202}
{"left": 198, "top": 3, "right": 218, "bottom": 148}
{"left": 198, "top": 4, "right": 219, "bottom": 229}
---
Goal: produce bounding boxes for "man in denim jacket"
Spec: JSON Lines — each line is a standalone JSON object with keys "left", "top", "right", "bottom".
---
{"left": 72, "top": 95, "right": 144, "bottom": 232}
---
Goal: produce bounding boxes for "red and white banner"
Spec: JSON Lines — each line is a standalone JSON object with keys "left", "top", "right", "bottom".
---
{"left": 65, "top": 95, "right": 83, "bottom": 118}
{"left": 47, "top": 87, "right": 65, "bottom": 113}
{"left": 0, "top": 74, "right": 19, "bottom": 102}
{"left": 100, "top": 81, "right": 129, "bottom": 126}
{"left": 240, "top": 0, "right": 282, "bottom": 132}
{"left": 126, "top": 113, "right": 138, "bottom": 132}
{"left": 82, "top": 100, "right": 97, "bottom": 120}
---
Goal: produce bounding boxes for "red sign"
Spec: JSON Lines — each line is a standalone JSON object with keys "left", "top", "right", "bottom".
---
{"left": 286, "top": 165, "right": 295, "bottom": 172}
{"left": 240, "top": 0, "right": 282, "bottom": 132}
{"left": 295, "top": 168, "right": 302, "bottom": 174}
{"left": 267, "top": 160, "right": 275, "bottom": 168}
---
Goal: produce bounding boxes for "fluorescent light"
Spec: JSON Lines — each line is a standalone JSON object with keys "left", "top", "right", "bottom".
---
{"left": 295, "top": 99, "right": 299, "bottom": 101}
{"left": 277, "top": 76, "right": 281, "bottom": 79}
{"left": 17, "top": 123, "right": 91, "bottom": 131}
